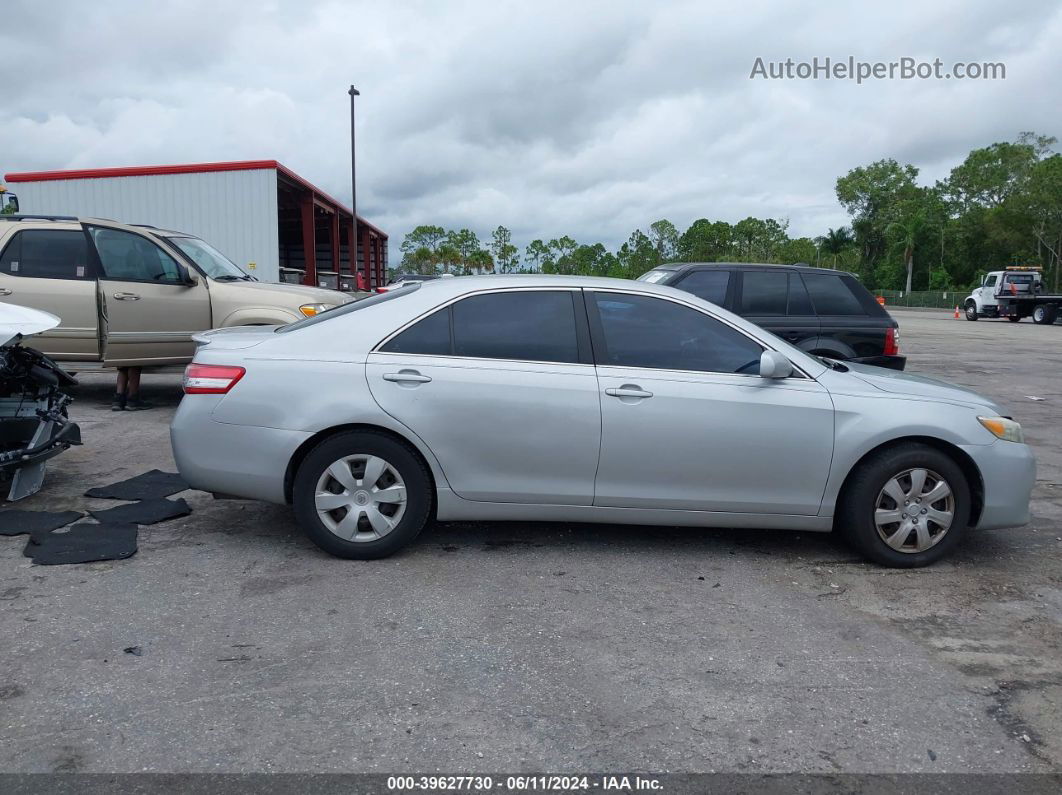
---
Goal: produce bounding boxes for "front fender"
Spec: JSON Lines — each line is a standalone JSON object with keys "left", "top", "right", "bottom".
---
{"left": 220, "top": 307, "right": 302, "bottom": 327}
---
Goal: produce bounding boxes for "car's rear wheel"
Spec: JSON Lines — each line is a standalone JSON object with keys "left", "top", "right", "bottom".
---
{"left": 964, "top": 301, "right": 978, "bottom": 321}
{"left": 293, "top": 431, "right": 432, "bottom": 559}
{"left": 837, "top": 443, "right": 971, "bottom": 568}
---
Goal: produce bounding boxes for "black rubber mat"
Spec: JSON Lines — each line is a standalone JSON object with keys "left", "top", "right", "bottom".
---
{"left": 23, "top": 523, "right": 138, "bottom": 565}
{"left": 0, "top": 510, "right": 83, "bottom": 537}
{"left": 88, "top": 498, "right": 191, "bottom": 525}
{"left": 85, "top": 470, "right": 189, "bottom": 501}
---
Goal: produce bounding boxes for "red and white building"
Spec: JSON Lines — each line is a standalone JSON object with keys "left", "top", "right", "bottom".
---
{"left": 4, "top": 160, "right": 388, "bottom": 291}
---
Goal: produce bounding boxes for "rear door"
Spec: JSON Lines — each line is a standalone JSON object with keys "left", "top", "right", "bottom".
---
{"left": 366, "top": 288, "right": 601, "bottom": 505}
{"left": 735, "top": 270, "right": 821, "bottom": 352}
{"left": 86, "top": 225, "right": 212, "bottom": 365}
{"left": 0, "top": 226, "right": 101, "bottom": 360}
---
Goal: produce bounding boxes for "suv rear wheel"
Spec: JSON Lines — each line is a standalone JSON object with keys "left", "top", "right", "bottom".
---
{"left": 293, "top": 431, "right": 432, "bottom": 559}
{"left": 837, "top": 443, "right": 971, "bottom": 568}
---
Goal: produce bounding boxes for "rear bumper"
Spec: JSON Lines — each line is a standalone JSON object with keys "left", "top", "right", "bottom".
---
{"left": 849, "top": 354, "right": 906, "bottom": 371}
{"left": 170, "top": 396, "right": 310, "bottom": 504}
{"left": 961, "top": 440, "right": 1036, "bottom": 530}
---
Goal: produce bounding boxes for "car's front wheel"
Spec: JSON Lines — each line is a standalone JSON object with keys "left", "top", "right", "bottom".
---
{"left": 293, "top": 431, "right": 432, "bottom": 559}
{"left": 837, "top": 443, "right": 971, "bottom": 567}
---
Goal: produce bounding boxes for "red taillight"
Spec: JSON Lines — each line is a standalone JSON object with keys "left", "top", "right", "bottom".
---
{"left": 884, "top": 328, "right": 900, "bottom": 356}
{"left": 183, "top": 364, "right": 246, "bottom": 394}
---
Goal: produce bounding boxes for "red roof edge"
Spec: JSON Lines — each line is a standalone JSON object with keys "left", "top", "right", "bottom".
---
{"left": 4, "top": 159, "right": 387, "bottom": 238}
{"left": 4, "top": 160, "right": 281, "bottom": 183}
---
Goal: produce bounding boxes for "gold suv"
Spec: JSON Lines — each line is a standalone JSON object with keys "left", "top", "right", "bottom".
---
{"left": 0, "top": 215, "right": 357, "bottom": 368}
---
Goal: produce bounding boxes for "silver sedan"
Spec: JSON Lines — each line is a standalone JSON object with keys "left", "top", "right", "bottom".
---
{"left": 170, "top": 275, "right": 1035, "bottom": 567}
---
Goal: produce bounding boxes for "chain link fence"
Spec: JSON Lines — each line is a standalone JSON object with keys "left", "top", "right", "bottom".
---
{"left": 875, "top": 289, "right": 967, "bottom": 309}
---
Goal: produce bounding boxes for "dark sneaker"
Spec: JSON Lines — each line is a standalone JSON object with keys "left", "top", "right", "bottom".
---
{"left": 111, "top": 395, "right": 127, "bottom": 411}
{"left": 125, "top": 398, "right": 154, "bottom": 411}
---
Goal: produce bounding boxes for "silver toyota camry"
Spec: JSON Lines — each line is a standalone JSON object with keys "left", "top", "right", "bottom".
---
{"left": 170, "top": 275, "right": 1035, "bottom": 567}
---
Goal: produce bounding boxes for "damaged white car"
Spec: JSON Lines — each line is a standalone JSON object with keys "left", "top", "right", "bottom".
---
{"left": 0, "top": 304, "right": 81, "bottom": 500}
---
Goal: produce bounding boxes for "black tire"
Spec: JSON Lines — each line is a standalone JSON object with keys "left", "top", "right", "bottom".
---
{"left": 293, "top": 431, "right": 432, "bottom": 559}
{"left": 836, "top": 443, "right": 971, "bottom": 568}
{"left": 1007, "top": 315, "right": 1021, "bottom": 323}
{"left": 964, "top": 302, "right": 978, "bottom": 321}
{"left": 1032, "top": 305, "right": 1058, "bottom": 325}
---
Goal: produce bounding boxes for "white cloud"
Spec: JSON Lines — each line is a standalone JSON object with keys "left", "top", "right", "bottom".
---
{"left": 2, "top": 0, "right": 1059, "bottom": 255}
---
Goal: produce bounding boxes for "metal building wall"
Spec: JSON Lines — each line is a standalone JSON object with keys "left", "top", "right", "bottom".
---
{"left": 13, "top": 169, "right": 281, "bottom": 282}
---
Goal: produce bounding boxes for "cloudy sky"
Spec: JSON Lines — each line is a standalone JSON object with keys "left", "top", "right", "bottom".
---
{"left": 2, "top": 0, "right": 1060, "bottom": 254}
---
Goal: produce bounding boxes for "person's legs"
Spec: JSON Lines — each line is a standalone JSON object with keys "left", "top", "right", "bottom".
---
{"left": 112, "top": 367, "right": 128, "bottom": 411}
{"left": 125, "top": 367, "right": 153, "bottom": 411}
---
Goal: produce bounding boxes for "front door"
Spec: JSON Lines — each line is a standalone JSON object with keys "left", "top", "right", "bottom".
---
{"left": 367, "top": 288, "right": 600, "bottom": 505}
{"left": 87, "top": 226, "right": 211, "bottom": 365}
{"left": 0, "top": 226, "right": 101, "bottom": 360}
{"left": 587, "top": 290, "right": 834, "bottom": 515}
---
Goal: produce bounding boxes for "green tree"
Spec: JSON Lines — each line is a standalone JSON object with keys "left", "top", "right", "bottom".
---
{"left": 886, "top": 202, "right": 929, "bottom": 293}
{"left": 678, "top": 219, "right": 733, "bottom": 261}
{"left": 836, "top": 159, "right": 919, "bottom": 280}
{"left": 732, "top": 217, "right": 767, "bottom": 261}
{"left": 399, "top": 225, "right": 446, "bottom": 268}
{"left": 545, "top": 236, "right": 578, "bottom": 274}
{"left": 490, "top": 225, "right": 519, "bottom": 273}
{"left": 524, "top": 239, "right": 551, "bottom": 272}
{"left": 817, "top": 227, "right": 854, "bottom": 269}
{"left": 648, "top": 219, "right": 680, "bottom": 262}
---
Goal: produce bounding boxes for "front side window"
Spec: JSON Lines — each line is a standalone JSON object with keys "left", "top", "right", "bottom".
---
{"left": 451, "top": 291, "right": 580, "bottom": 363}
{"left": 0, "top": 230, "right": 90, "bottom": 280}
{"left": 592, "top": 292, "right": 763, "bottom": 374}
{"left": 676, "top": 270, "right": 730, "bottom": 305}
{"left": 802, "top": 273, "right": 866, "bottom": 316}
{"left": 89, "top": 226, "right": 184, "bottom": 284}
{"left": 740, "top": 271, "right": 788, "bottom": 315}
{"left": 985, "top": 275, "right": 997, "bottom": 287}
{"left": 167, "top": 236, "right": 251, "bottom": 281}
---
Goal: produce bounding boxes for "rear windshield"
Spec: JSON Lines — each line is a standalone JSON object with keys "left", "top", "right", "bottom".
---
{"left": 637, "top": 270, "right": 672, "bottom": 284}
{"left": 276, "top": 283, "right": 420, "bottom": 333}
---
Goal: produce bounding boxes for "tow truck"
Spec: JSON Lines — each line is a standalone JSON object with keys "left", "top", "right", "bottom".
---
{"left": 963, "top": 266, "right": 1060, "bottom": 325}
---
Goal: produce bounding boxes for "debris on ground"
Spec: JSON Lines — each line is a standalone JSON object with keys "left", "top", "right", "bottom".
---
{"left": 85, "top": 470, "right": 189, "bottom": 501}
{"left": 123, "top": 646, "right": 142, "bottom": 657}
{"left": 88, "top": 498, "right": 191, "bottom": 525}
{"left": 23, "top": 523, "right": 138, "bottom": 565}
{"left": 0, "top": 510, "right": 83, "bottom": 537}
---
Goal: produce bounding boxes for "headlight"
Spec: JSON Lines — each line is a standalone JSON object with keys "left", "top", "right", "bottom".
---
{"left": 299, "top": 303, "right": 333, "bottom": 317}
{"left": 977, "top": 416, "right": 1024, "bottom": 443}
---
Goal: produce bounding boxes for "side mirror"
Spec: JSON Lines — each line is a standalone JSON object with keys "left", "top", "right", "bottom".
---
{"left": 759, "top": 350, "right": 793, "bottom": 379}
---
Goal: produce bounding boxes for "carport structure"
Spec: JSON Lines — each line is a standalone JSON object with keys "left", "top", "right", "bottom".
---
{"left": 4, "top": 160, "right": 388, "bottom": 291}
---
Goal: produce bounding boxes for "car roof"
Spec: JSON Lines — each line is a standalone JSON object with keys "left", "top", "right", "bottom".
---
{"left": 651, "top": 262, "right": 857, "bottom": 277}
{"left": 0, "top": 215, "right": 190, "bottom": 238}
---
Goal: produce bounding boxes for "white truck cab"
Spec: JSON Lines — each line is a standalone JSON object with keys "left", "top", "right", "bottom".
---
{"left": 964, "top": 267, "right": 1042, "bottom": 321}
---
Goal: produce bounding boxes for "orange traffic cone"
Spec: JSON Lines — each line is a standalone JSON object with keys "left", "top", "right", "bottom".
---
{"left": 954, "top": 305, "right": 960, "bottom": 319}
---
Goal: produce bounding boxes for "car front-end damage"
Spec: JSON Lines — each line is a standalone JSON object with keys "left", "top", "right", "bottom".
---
{"left": 0, "top": 305, "right": 81, "bottom": 501}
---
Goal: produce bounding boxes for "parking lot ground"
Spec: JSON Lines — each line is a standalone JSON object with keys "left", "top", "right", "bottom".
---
{"left": 0, "top": 307, "right": 1060, "bottom": 774}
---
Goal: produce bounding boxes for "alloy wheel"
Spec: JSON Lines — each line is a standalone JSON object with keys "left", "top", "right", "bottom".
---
{"left": 874, "top": 468, "right": 954, "bottom": 553}
{"left": 314, "top": 454, "right": 407, "bottom": 542}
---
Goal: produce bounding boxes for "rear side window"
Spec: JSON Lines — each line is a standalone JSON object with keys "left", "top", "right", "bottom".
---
{"left": 675, "top": 270, "right": 730, "bottom": 305}
{"left": 452, "top": 291, "right": 579, "bottom": 363}
{"left": 380, "top": 307, "right": 451, "bottom": 355}
{"left": 740, "top": 271, "right": 788, "bottom": 315}
{"left": 802, "top": 273, "right": 866, "bottom": 315}
{"left": 591, "top": 292, "right": 763, "bottom": 374}
{"left": 787, "top": 273, "right": 814, "bottom": 315}
{"left": 0, "top": 229, "right": 90, "bottom": 280}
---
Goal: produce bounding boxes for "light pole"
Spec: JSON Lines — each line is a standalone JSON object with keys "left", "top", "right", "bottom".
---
{"left": 348, "top": 85, "right": 359, "bottom": 224}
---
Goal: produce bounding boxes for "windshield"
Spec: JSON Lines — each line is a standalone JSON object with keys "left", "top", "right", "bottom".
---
{"left": 167, "top": 236, "right": 253, "bottom": 281}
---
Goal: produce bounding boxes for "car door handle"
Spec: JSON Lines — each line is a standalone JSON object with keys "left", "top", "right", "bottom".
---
{"left": 383, "top": 371, "right": 432, "bottom": 384}
{"left": 0, "top": 288, "right": 11, "bottom": 296}
{"left": 113, "top": 292, "right": 141, "bottom": 301}
{"left": 605, "top": 386, "right": 653, "bottom": 399}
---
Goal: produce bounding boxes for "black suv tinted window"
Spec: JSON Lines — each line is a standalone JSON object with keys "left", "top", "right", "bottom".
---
{"left": 0, "top": 229, "right": 90, "bottom": 280}
{"left": 802, "top": 273, "right": 866, "bottom": 315}
{"left": 787, "top": 273, "right": 814, "bottom": 315}
{"left": 379, "top": 306, "right": 451, "bottom": 355}
{"left": 740, "top": 271, "right": 788, "bottom": 315}
{"left": 592, "top": 292, "right": 763, "bottom": 374}
{"left": 675, "top": 270, "right": 730, "bottom": 305}
{"left": 452, "top": 291, "right": 579, "bottom": 363}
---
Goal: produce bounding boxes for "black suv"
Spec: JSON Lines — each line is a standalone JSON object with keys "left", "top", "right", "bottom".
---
{"left": 639, "top": 263, "right": 904, "bottom": 370}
